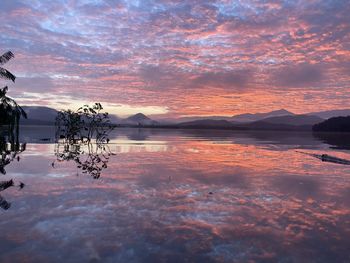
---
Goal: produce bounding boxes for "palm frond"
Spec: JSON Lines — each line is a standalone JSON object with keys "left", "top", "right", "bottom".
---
{"left": 0, "top": 94, "right": 27, "bottom": 119}
{"left": 0, "top": 51, "right": 14, "bottom": 65}
{"left": 0, "top": 86, "right": 8, "bottom": 97}
{"left": 17, "top": 104, "right": 27, "bottom": 119}
{"left": 0, "top": 67, "right": 15, "bottom": 82}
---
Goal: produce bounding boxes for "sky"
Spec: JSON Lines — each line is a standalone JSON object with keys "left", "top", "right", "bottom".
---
{"left": 0, "top": 0, "right": 349, "bottom": 118}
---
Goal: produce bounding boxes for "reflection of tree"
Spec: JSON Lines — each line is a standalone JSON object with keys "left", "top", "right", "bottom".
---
{"left": 0, "top": 180, "right": 14, "bottom": 210}
{"left": 313, "top": 132, "right": 350, "bottom": 150}
{"left": 0, "top": 134, "right": 26, "bottom": 210}
{"left": 53, "top": 103, "right": 115, "bottom": 179}
{"left": 54, "top": 140, "right": 114, "bottom": 179}
{"left": 0, "top": 134, "right": 26, "bottom": 175}
{"left": 0, "top": 51, "right": 29, "bottom": 210}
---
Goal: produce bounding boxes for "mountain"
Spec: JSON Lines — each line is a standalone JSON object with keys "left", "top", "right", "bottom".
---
{"left": 234, "top": 114, "right": 324, "bottom": 131}
{"left": 308, "top": 109, "right": 350, "bottom": 119}
{"left": 175, "top": 114, "right": 324, "bottom": 131}
{"left": 230, "top": 109, "right": 294, "bottom": 123}
{"left": 256, "top": 114, "right": 324, "bottom": 126}
{"left": 178, "top": 119, "right": 236, "bottom": 128}
{"left": 174, "top": 117, "right": 314, "bottom": 131}
{"left": 121, "top": 113, "right": 158, "bottom": 126}
{"left": 166, "top": 109, "right": 295, "bottom": 123}
{"left": 167, "top": 116, "right": 230, "bottom": 123}
{"left": 20, "top": 106, "right": 58, "bottom": 125}
{"left": 19, "top": 106, "right": 120, "bottom": 126}
{"left": 16, "top": 106, "right": 350, "bottom": 131}
{"left": 242, "top": 122, "right": 312, "bottom": 131}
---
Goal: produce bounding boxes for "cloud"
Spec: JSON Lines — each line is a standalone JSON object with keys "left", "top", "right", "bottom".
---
{"left": 271, "top": 63, "right": 325, "bottom": 88}
{"left": 0, "top": 0, "right": 27, "bottom": 13}
{"left": 0, "top": 0, "right": 349, "bottom": 117}
{"left": 193, "top": 70, "right": 252, "bottom": 89}
{"left": 15, "top": 76, "right": 55, "bottom": 92}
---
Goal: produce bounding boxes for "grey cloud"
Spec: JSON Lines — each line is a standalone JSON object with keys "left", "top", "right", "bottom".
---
{"left": 272, "top": 63, "right": 324, "bottom": 88}
{"left": 193, "top": 70, "right": 252, "bottom": 89}
{"left": 15, "top": 76, "right": 55, "bottom": 92}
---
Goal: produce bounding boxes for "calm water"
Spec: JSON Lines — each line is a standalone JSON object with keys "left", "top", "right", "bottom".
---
{"left": 1, "top": 127, "right": 350, "bottom": 262}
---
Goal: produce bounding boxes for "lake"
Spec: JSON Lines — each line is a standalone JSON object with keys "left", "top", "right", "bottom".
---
{"left": 0, "top": 127, "right": 349, "bottom": 262}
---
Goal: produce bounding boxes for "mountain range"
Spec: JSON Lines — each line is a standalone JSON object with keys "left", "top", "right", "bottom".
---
{"left": 177, "top": 114, "right": 324, "bottom": 131}
{"left": 17, "top": 106, "right": 350, "bottom": 131}
{"left": 19, "top": 107, "right": 157, "bottom": 127}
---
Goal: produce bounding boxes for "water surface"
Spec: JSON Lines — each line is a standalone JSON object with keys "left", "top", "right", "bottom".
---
{"left": 1, "top": 128, "right": 349, "bottom": 262}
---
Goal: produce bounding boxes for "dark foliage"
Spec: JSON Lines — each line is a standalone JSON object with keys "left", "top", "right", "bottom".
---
{"left": 0, "top": 178, "right": 25, "bottom": 210}
{"left": 0, "top": 51, "right": 14, "bottom": 65}
{"left": 0, "top": 51, "right": 15, "bottom": 82}
{"left": 313, "top": 132, "right": 350, "bottom": 150}
{"left": 313, "top": 116, "right": 350, "bottom": 132}
{"left": 0, "top": 86, "right": 27, "bottom": 124}
{"left": 0, "top": 195, "right": 11, "bottom": 210}
{"left": 55, "top": 103, "right": 113, "bottom": 143}
{"left": 54, "top": 103, "right": 115, "bottom": 179}
{"left": 0, "top": 134, "right": 26, "bottom": 175}
{"left": 0, "top": 51, "right": 28, "bottom": 210}
{"left": 0, "top": 134, "right": 26, "bottom": 210}
{"left": 0, "top": 51, "right": 27, "bottom": 142}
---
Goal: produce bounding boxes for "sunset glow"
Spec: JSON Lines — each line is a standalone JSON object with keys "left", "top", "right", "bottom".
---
{"left": 1, "top": 0, "right": 349, "bottom": 117}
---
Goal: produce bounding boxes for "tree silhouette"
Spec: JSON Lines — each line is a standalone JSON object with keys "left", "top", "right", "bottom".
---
{"left": 53, "top": 103, "right": 115, "bottom": 179}
{"left": 0, "top": 51, "right": 27, "bottom": 140}
{"left": 313, "top": 116, "right": 350, "bottom": 132}
{"left": 0, "top": 86, "right": 27, "bottom": 137}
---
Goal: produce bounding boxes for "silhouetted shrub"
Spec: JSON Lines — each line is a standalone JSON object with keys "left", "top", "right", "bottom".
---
{"left": 313, "top": 116, "right": 350, "bottom": 132}
{"left": 54, "top": 103, "right": 115, "bottom": 179}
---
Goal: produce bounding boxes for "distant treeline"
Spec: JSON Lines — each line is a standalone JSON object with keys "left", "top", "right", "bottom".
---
{"left": 313, "top": 116, "right": 350, "bottom": 132}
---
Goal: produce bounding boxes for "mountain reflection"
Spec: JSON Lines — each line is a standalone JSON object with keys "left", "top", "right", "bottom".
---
{"left": 0, "top": 127, "right": 350, "bottom": 262}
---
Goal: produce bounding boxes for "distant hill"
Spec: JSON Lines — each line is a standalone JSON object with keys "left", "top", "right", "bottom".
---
{"left": 313, "top": 116, "right": 350, "bottom": 132}
{"left": 230, "top": 109, "right": 294, "bottom": 123}
{"left": 256, "top": 114, "right": 324, "bottom": 126}
{"left": 175, "top": 113, "right": 322, "bottom": 130}
{"left": 19, "top": 106, "right": 120, "bottom": 126}
{"left": 120, "top": 113, "right": 158, "bottom": 126}
{"left": 242, "top": 122, "right": 312, "bottom": 131}
{"left": 167, "top": 108, "right": 350, "bottom": 124}
{"left": 309, "top": 109, "right": 350, "bottom": 119}
{"left": 178, "top": 119, "right": 237, "bottom": 128}
{"left": 20, "top": 106, "right": 58, "bottom": 125}
{"left": 16, "top": 106, "right": 350, "bottom": 132}
{"left": 174, "top": 114, "right": 323, "bottom": 131}
{"left": 168, "top": 109, "right": 295, "bottom": 123}
{"left": 169, "top": 115, "right": 234, "bottom": 123}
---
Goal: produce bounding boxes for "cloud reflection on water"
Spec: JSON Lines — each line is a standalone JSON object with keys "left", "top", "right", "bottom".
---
{"left": 0, "top": 128, "right": 349, "bottom": 262}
